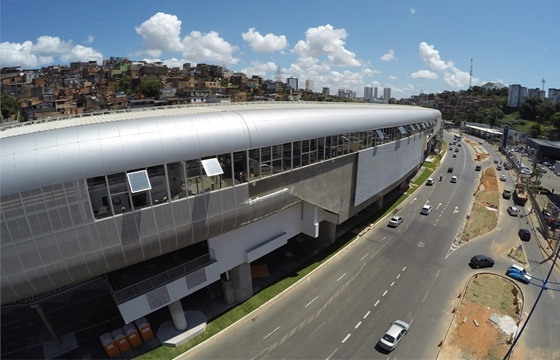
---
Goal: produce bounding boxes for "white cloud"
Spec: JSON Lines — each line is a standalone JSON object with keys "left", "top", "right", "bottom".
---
{"left": 410, "top": 8, "right": 416, "bottom": 14}
{"left": 241, "top": 61, "right": 278, "bottom": 77}
{"left": 389, "top": 75, "right": 398, "bottom": 80}
{"left": 411, "top": 69, "right": 437, "bottom": 79}
{"left": 86, "top": 35, "right": 94, "bottom": 44}
{"left": 443, "top": 67, "right": 473, "bottom": 88}
{"left": 135, "top": 12, "right": 184, "bottom": 57}
{"left": 0, "top": 36, "right": 102, "bottom": 68}
{"left": 181, "top": 30, "right": 239, "bottom": 66}
{"left": 293, "top": 24, "right": 361, "bottom": 67}
{"left": 419, "top": 42, "right": 452, "bottom": 71}
{"left": 362, "top": 68, "right": 382, "bottom": 77}
{"left": 242, "top": 28, "right": 288, "bottom": 53}
{"left": 380, "top": 49, "right": 396, "bottom": 62}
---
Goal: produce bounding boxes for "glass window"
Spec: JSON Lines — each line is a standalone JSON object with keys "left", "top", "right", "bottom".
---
{"left": 233, "top": 151, "right": 248, "bottom": 184}
{"left": 167, "top": 162, "right": 185, "bottom": 200}
{"left": 148, "top": 165, "right": 168, "bottom": 205}
{"left": 87, "top": 176, "right": 112, "bottom": 219}
{"left": 107, "top": 172, "right": 131, "bottom": 214}
{"left": 282, "top": 143, "right": 292, "bottom": 170}
{"left": 218, "top": 153, "right": 233, "bottom": 188}
{"left": 127, "top": 170, "right": 151, "bottom": 193}
{"left": 293, "top": 141, "right": 302, "bottom": 168}
{"left": 186, "top": 159, "right": 203, "bottom": 195}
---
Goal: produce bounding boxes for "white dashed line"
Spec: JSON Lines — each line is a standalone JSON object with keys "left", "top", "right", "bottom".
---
{"left": 402, "top": 266, "right": 407, "bottom": 271}
{"left": 337, "top": 273, "right": 346, "bottom": 282}
{"left": 355, "top": 321, "right": 362, "bottom": 329}
{"left": 396, "top": 273, "right": 401, "bottom": 279}
{"left": 326, "top": 348, "right": 338, "bottom": 360}
{"left": 361, "top": 253, "right": 369, "bottom": 261}
{"left": 390, "top": 281, "right": 394, "bottom": 287}
{"left": 374, "top": 300, "right": 380, "bottom": 307}
{"left": 342, "top": 333, "right": 351, "bottom": 343}
{"left": 263, "top": 326, "right": 279, "bottom": 340}
{"left": 382, "top": 290, "right": 388, "bottom": 297}
{"left": 364, "top": 311, "right": 371, "bottom": 319}
{"left": 305, "top": 296, "right": 319, "bottom": 307}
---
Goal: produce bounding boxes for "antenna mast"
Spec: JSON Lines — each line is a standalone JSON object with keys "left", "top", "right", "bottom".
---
{"left": 541, "top": 77, "right": 546, "bottom": 91}
{"left": 469, "top": 59, "right": 473, "bottom": 88}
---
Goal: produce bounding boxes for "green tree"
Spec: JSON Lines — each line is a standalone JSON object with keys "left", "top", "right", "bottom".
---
{"left": 139, "top": 79, "right": 162, "bottom": 98}
{"left": 116, "top": 75, "right": 134, "bottom": 95}
{"left": 550, "top": 112, "right": 560, "bottom": 132}
{"left": 519, "top": 97, "right": 543, "bottom": 121}
{"left": 529, "top": 123, "right": 542, "bottom": 137}
{"left": 1, "top": 91, "right": 20, "bottom": 120}
{"left": 537, "top": 101, "right": 557, "bottom": 123}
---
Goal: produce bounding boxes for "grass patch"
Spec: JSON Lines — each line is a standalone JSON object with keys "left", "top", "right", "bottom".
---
{"left": 138, "top": 155, "right": 442, "bottom": 360}
{"left": 464, "top": 275, "right": 518, "bottom": 318}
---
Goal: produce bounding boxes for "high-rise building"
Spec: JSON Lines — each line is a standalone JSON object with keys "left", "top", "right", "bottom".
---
{"left": 374, "top": 87, "right": 378, "bottom": 99}
{"left": 527, "top": 88, "right": 545, "bottom": 99}
{"left": 322, "top": 87, "right": 330, "bottom": 96}
{"left": 305, "top": 79, "right": 314, "bottom": 92}
{"left": 548, "top": 88, "right": 560, "bottom": 104}
{"left": 507, "top": 84, "right": 527, "bottom": 108}
{"left": 286, "top": 77, "right": 298, "bottom": 91}
{"left": 383, "top": 88, "right": 391, "bottom": 103}
{"left": 364, "top": 86, "right": 373, "bottom": 101}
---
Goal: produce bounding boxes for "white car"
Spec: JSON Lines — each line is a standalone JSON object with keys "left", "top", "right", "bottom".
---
{"left": 388, "top": 216, "right": 404, "bottom": 228}
{"left": 507, "top": 206, "right": 519, "bottom": 216}
{"left": 378, "top": 320, "right": 410, "bottom": 351}
{"left": 451, "top": 176, "right": 458, "bottom": 183}
{"left": 421, "top": 204, "right": 432, "bottom": 215}
{"left": 500, "top": 174, "right": 507, "bottom": 181}
{"left": 426, "top": 178, "right": 434, "bottom": 185}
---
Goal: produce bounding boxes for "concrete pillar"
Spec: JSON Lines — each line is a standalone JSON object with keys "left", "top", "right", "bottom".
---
{"left": 374, "top": 197, "right": 383, "bottom": 211}
{"left": 31, "top": 303, "right": 61, "bottom": 345}
{"left": 168, "top": 300, "right": 187, "bottom": 331}
{"left": 319, "top": 221, "right": 337, "bottom": 244}
{"left": 230, "top": 262, "right": 253, "bottom": 303}
{"left": 221, "top": 272, "right": 235, "bottom": 305}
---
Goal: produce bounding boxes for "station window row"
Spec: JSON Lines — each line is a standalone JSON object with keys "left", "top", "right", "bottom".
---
{"left": 87, "top": 120, "right": 436, "bottom": 219}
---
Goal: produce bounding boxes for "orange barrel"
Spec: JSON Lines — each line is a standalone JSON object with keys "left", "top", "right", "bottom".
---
{"left": 112, "top": 328, "right": 132, "bottom": 353}
{"left": 134, "top": 317, "right": 154, "bottom": 341}
{"left": 99, "top": 333, "right": 120, "bottom": 359}
{"left": 123, "top": 322, "right": 142, "bottom": 348}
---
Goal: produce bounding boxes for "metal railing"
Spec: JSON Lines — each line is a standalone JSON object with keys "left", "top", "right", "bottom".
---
{"left": 111, "top": 250, "right": 216, "bottom": 304}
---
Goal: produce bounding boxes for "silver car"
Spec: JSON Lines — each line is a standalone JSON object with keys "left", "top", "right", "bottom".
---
{"left": 388, "top": 216, "right": 404, "bottom": 227}
{"left": 378, "top": 320, "right": 410, "bottom": 351}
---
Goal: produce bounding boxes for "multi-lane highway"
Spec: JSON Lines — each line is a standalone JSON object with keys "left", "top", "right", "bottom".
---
{"left": 181, "top": 132, "right": 559, "bottom": 359}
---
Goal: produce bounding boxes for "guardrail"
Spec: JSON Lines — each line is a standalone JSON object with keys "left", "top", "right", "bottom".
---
{"left": 111, "top": 251, "right": 216, "bottom": 304}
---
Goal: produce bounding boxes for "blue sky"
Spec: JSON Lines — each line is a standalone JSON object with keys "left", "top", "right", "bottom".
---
{"left": 1, "top": 0, "right": 558, "bottom": 99}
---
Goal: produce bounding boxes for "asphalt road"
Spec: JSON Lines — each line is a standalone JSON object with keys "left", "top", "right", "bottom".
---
{"left": 180, "top": 132, "right": 559, "bottom": 360}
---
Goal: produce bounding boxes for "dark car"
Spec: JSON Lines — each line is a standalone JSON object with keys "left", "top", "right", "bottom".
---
{"left": 447, "top": 167, "right": 454, "bottom": 173}
{"left": 475, "top": 165, "right": 481, "bottom": 171}
{"left": 502, "top": 189, "right": 512, "bottom": 199}
{"left": 518, "top": 229, "right": 531, "bottom": 241}
{"left": 470, "top": 255, "right": 495, "bottom": 269}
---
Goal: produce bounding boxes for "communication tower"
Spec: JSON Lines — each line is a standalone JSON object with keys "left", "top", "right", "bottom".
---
{"left": 469, "top": 59, "right": 473, "bottom": 88}
{"left": 541, "top": 77, "right": 546, "bottom": 91}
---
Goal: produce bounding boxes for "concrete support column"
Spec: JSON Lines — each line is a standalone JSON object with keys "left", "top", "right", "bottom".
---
{"left": 319, "top": 221, "right": 337, "bottom": 244}
{"left": 221, "top": 272, "right": 235, "bottom": 305}
{"left": 374, "top": 197, "right": 383, "bottom": 211}
{"left": 31, "top": 303, "right": 61, "bottom": 345}
{"left": 168, "top": 300, "right": 187, "bottom": 331}
{"left": 230, "top": 262, "right": 253, "bottom": 303}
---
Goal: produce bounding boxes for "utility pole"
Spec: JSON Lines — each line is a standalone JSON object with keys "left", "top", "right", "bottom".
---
{"left": 469, "top": 59, "right": 473, "bottom": 88}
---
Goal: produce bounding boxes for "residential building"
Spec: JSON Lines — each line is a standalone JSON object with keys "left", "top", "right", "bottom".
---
{"left": 507, "top": 84, "right": 527, "bottom": 108}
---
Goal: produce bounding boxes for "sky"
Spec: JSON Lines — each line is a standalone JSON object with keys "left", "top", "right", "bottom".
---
{"left": 1, "top": 0, "right": 559, "bottom": 99}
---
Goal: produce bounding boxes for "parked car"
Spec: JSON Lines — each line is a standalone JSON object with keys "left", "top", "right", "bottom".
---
{"left": 447, "top": 167, "right": 454, "bottom": 173}
{"left": 470, "top": 255, "right": 495, "bottom": 269}
{"left": 421, "top": 204, "right": 432, "bottom": 215}
{"left": 500, "top": 174, "right": 507, "bottom": 181}
{"left": 518, "top": 228, "right": 531, "bottom": 241}
{"left": 504, "top": 163, "right": 512, "bottom": 170}
{"left": 506, "top": 264, "right": 532, "bottom": 284}
{"left": 388, "top": 216, "right": 404, "bottom": 228}
{"left": 458, "top": 143, "right": 462, "bottom": 147}
{"left": 452, "top": 153, "right": 457, "bottom": 158}
{"left": 494, "top": 159, "right": 499, "bottom": 164}
{"left": 497, "top": 165, "right": 502, "bottom": 171}
{"left": 426, "top": 178, "right": 434, "bottom": 185}
{"left": 454, "top": 148, "right": 459, "bottom": 152}
{"left": 475, "top": 165, "right": 481, "bottom": 171}
{"left": 507, "top": 206, "right": 519, "bottom": 216}
{"left": 451, "top": 176, "right": 458, "bottom": 183}
{"left": 502, "top": 189, "right": 512, "bottom": 199}
{"left": 378, "top": 320, "right": 410, "bottom": 351}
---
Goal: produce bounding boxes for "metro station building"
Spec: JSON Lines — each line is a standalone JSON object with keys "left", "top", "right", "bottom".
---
{"left": 1, "top": 102, "right": 441, "bottom": 357}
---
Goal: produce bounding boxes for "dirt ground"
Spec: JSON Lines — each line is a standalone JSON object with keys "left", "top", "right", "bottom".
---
{"left": 439, "top": 150, "right": 528, "bottom": 360}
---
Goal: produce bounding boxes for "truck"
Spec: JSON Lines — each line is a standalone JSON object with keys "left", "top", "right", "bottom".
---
{"left": 512, "top": 182, "right": 528, "bottom": 206}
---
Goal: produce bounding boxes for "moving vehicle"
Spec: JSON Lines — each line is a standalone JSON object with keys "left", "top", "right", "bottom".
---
{"left": 502, "top": 189, "right": 512, "bottom": 199}
{"left": 447, "top": 167, "right": 454, "bottom": 173}
{"left": 475, "top": 165, "right": 481, "bottom": 171}
{"left": 451, "top": 176, "right": 458, "bottom": 183}
{"left": 518, "top": 228, "right": 531, "bottom": 241}
{"left": 388, "top": 216, "right": 404, "bottom": 228}
{"left": 421, "top": 204, "right": 432, "bottom": 215}
{"left": 506, "top": 264, "right": 532, "bottom": 284}
{"left": 378, "top": 320, "right": 410, "bottom": 351}
{"left": 497, "top": 165, "right": 502, "bottom": 171}
{"left": 452, "top": 153, "right": 457, "bottom": 158}
{"left": 470, "top": 255, "right": 495, "bottom": 269}
{"left": 426, "top": 178, "right": 434, "bottom": 185}
{"left": 507, "top": 206, "right": 519, "bottom": 216}
{"left": 512, "top": 183, "right": 528, "bottom": 206}
{"left": 500, "top": 174, "right": 507, "bottom": 181}
{"left": 504, "top": 163, "right": 512, "bottom": 170}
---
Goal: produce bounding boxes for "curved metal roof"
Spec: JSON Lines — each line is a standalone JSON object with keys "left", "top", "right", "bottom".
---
{"left": 0, "top": 102, "right": 441, "bottom": 195}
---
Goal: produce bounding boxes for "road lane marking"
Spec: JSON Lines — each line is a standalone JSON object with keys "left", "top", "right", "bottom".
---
{"left": 374, "top": 300, "right": 380, "bottom": 307}
{"left": 423, "top": 289, "right": 430, "bottom": 302}
{"left": 342, "top": 333, "right": 351, "bottom": 343}
{"left": 435, "top": 269, "right": 442, "bottom": 278}
{"left": 263, "top": 326, "right": 280, "bottom": 339}
{"left": 311, "top": 321, "right": 326, "bottom": 335}
{"left": 382, "top": 290, "right": 388, "bottom": 297}
{"left": 326, "top": 348, "right": 338, "bottom": 360}
{"left": 396, "top": 273, "right": 401, "bottom": 279}
{"left": 355, "top": 321, "right": 362, "bottom": 329}
{"left": 390, "top": 281, "right": 394, "bottom": 287}
{"left": 436, "top": 202, "right": 442, "bottom": 210}
{"left": 305, "top": 296, "right": 319, "bottom": 307}
{"left": 410, "top": 197, "right": 417, "bottom": 204}
{"left": 337, "top": 273, "right": 346, "bottom": 282}
{"left": 364, "top": 311, "right": 371, "bottom": 319}
{"left": 361, "top": 253, "right": 369, "bottom": 261}
{"left": 402, "top": 266, "right": 407, "bottom": 271}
